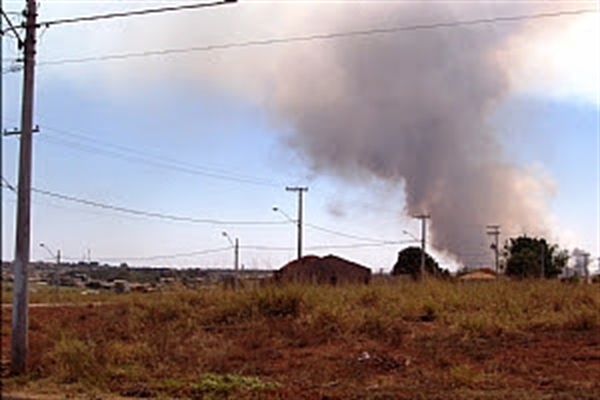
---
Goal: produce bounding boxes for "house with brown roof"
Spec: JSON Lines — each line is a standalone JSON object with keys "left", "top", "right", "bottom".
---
{"left": 275, "top": 255, "right": 371, "bottom": 285}
{"left": 458, "top": 268, "right": 498, "bottom": 281}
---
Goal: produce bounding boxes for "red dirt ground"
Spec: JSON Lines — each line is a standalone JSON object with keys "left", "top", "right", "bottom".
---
{"left": 2, "top": 303, "right": 600, "bottom": 399}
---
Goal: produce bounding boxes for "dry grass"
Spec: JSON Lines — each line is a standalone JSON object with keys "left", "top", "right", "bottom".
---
{"left": 1, "top": 283, "right": 127, "bottom": 304}
{"left": 2, "top": 279, "right": 600, "bottom": 399}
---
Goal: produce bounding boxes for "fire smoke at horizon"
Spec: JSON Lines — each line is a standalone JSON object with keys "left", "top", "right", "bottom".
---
{"left": 77, "top": 1, "right": 597, "bottom": 263}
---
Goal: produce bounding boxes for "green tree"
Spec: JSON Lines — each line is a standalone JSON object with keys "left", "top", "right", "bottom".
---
{"left": 503, "top": 236, "right": 568, "bottom": 279}
{"left": 392, "top": 246, "right": 446, "bottom": 279}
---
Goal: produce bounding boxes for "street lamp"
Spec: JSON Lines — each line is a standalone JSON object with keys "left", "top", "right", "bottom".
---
{"left": 402, "top": 229, "right": 419, "bottom": 242}
{"left": 39, "top": 243, "right": 60, "bottom": 297}
{"left": 272, "top": 206, "right": 295, "bottom": 223}
{"left": 221, "top": 232, "right": 239, "bottom": 290}
{"left": 407, "top": 214, "right": 430, "bottom": 280}
{"left": 273, "top": 205, "right": 304, "bottom": 260}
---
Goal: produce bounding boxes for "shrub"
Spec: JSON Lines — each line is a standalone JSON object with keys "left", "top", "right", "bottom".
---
{"left": 45, "top": 335, "right": 100, "bottom": 384}
{"left": 190, "top": 373, "right": 279, "bottom": 399}
{"left": 254, "top": 289, "right": 302, "bottom": 318}
{"left": 564, "top": 311, "right": 599, "bottom": 331}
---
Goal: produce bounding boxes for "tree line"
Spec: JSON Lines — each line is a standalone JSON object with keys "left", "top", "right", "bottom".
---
{"left": 392, "top": 235, "right": 570, "bottom": 279}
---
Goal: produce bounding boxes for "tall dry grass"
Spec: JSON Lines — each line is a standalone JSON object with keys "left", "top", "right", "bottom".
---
{"left": 3, "top": 279, "right": 599, "bottom": 398}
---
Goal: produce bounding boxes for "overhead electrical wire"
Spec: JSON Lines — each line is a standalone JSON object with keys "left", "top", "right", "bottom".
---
{"left": 37, "top": 0, "right": 237, "bottom": 28}
{"left": 97, "top": 246, "right": 232, "bottom": 262}
{"left": 34, "top": 129, "right": 418, "bottom": 245}
{"left": 243, "top": 240, "right": 414, "bottom": 252}
{"left": 2, "top": 180, "right": 286, "bottom": 226}
{"left": 306, "top": 241, "right": 414, "bottom": 251}
{"left": 306, "top": 222, "right": 415, "bottom": 245}
{"left": 80, "top": 241, "right": 411, "bottom": 264}
{"left": 37, "top": 126, "right": 282, "bottom": 188}
{"left": 2, "top": 178, "right": 515, "bottom": 258}
{"left": 1, "top": 176, "right": 16, "bottom": 192}
{"left": 3, "top": 177, "right": 419, "bottom": 251}
{"left": 33, "top": 8, "right": 597, "bottom": 68}
{"left": 0, "top": 9, "right": 23, "bottom": 43}
{"left": 30, "top": 187, "right": 286, "bottom": 226}
{"left": 2, "top": 192, "right": 194, "bottom": 224}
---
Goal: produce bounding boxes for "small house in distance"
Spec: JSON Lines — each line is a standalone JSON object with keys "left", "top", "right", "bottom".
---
{"left": 275, "top": 255, "right": 371, "bottom": 285}
{"left": 457, "top": 268, "right": 498, "bottom": 281}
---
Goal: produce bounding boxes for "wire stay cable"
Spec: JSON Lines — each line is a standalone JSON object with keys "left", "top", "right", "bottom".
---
{"left": 0, "top": 9, "right": 23, "bottom": 42}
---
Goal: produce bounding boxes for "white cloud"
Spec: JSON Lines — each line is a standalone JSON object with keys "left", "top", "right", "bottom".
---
{"left": 502, "top": 12, "right": 599, "bottom": 105}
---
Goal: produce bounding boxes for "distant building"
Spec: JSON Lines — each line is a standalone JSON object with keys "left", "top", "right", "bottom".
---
{"left": 458, "top": 268, "right": 497, "bottom": 281}
{"left": 275, "top": 255, "right": 371, "bottom": 285}
{"left": 113, "top": 279, "right": 130, "bottom": 294}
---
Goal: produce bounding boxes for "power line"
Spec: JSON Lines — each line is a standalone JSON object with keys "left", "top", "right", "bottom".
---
{"left": 37, "top": 125, "right": 282, "bottom": 188}
{"left": 1, "top": 176, "right": 16, "bottom": 192}
{"left": 2, "top": 192, "right": 190, "bottom": 224}
{"left": 0, "top": 8, "right": 23, "bottom": 43}
{"left": 306, "top": 242, "right": 412, "bottom": 251}
{"left": 242, "top": 245, "right": 295, "bottom": 252}
{"left": 35, "top": 8, "right": 597, "bottom": 68}
{"left": 305, "top": 222, "right": 414, "bottom": 245}
{"left": 90, "top": 241, "right": 407, "bottom": 263}
{"left": 3, "top": 180, "right": 418, "bottom": 246}
{"left": 31, "top": 187, "right": 286, "bottom": 226}
{"left": 37, "top": 0, "right": 237, "bottom": 28}
{"left": 97, "top": 246, "right": 232, "bottom": 262}
{"left": 39, "top": 124, "right": 269, "bottom": 183}
{"left": 242, "top": 241, "right": 412, "bottom": 252}
{"left": 2, "top": 181, "right": 287, "bottom": 226}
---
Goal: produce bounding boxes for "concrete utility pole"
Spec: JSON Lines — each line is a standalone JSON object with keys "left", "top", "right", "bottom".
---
{"left": 1, "top": 0, "right": 4, "bottom": 272}
{"left": 582, "top": 252, "right": 590, "bottom": 284}
{"left": 413, "top": 214, "right": 430, "bottom": 279}
{"left": 11, "top": 0, "right": 37, "bottom": 375}
{"left": 0, "top": 0, "right": 4, "bottom": 270}
{"left": 222, "top": 232, "right": 239, "bottom": 290}
{"left": 234, "top": 238, "right": 239, "bottom": 286}
{"left": 40, "top": 243, "right": 60, "bottom": 297}
{"left": 486, "top": 225, "right": 501, "bottom": 274}
{"left": 286, "top": 186, "right": 308, "bottom": 260}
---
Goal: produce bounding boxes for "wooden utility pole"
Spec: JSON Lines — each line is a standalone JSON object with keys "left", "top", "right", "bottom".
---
{"left": 286, "top": 186, "right": 308, "bottom": 260}
{"left": 413, "top": 214, "right": 430, "bottom": 279}
{"left": 486, "top": 225, "right": 500, "bottom": 274}
{"left": 11, "top": 0, "right": 37, "bottom": 375}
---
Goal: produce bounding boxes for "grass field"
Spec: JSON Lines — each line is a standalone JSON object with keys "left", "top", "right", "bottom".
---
{"left": 2, "top": 279, "right": 600, "bottom": 399}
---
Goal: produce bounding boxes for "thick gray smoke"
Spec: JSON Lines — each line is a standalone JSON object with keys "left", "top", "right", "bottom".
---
{"left": 102, "top": 2, "right": 585, "bottom": 262}
{"left": 265, "top": 3, "right": 554, "bottom": 259}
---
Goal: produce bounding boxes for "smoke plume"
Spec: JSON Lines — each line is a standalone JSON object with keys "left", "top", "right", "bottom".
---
{"left": 101, "top": 2, "right": 595, "bottom": 262}
{"left": 263, "top": 3, "right": 557, "bottom": 258}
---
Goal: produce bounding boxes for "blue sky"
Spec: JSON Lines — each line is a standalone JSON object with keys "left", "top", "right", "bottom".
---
{"left": 1, "top": 1, "right": 598, "bottom": 272}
